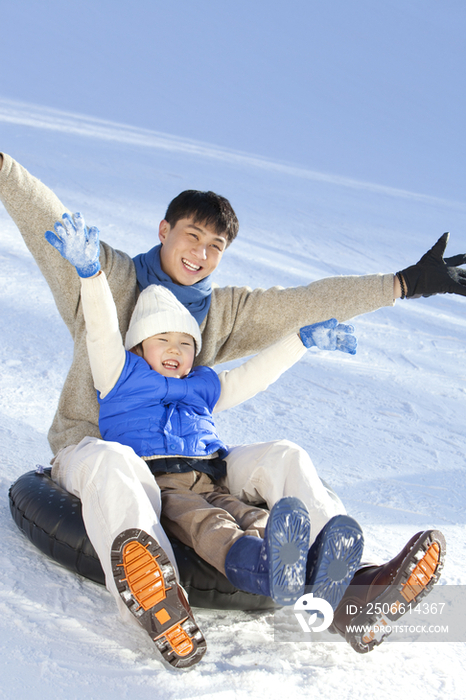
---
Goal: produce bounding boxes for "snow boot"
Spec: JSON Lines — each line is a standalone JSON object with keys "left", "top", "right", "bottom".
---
{"left": 329, "top": 529, "right": 446, "bottom": 653}
{"left": 111, "top": 528, "right": 206, "bottom": 669}
{"left": 224, "top": 496, "right": 311, "bottom": 606}
{"left": 305, "top": 514, "right": 364, "bottom": 611}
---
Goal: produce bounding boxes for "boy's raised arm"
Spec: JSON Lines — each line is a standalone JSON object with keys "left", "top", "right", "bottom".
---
{"left": 81, "top": 272, "right": 127, "bottom": 398}
{"left": 214, "top": 332, "right": 307, "bottom": 413}
{"left": 44, "top": 212, "right": 126, "bottom": 398}
{"left": 214, "top": 319, "right": 357, "bottom": 412}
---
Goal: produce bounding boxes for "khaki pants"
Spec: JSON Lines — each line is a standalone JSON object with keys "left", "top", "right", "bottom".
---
{"left": 156, "top": 471, "right": 269, "bottom": 576}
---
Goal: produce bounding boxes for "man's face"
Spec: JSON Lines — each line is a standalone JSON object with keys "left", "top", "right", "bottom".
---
{"left": 158, "top": 217, "right": 227, "bottom": 285}
{"left": 142, "top": 332, "right": 195, "bottom": 378}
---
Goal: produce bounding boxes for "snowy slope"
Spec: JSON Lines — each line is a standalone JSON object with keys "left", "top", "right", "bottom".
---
{"left": 1, "top": 100, "right": 466, "bottom": 700}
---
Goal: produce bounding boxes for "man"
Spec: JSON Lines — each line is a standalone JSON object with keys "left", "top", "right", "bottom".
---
{"left": 0, "top": 152, "right": 463, "bottom": 657}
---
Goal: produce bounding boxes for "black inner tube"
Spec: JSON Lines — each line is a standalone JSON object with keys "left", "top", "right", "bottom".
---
{"left": 8, "top": 468, "right": 277, "bottom": 611}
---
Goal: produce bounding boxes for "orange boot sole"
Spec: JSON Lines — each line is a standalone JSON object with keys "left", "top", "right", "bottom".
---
{"left": 111, "top": 529, "right": 206, "bottom": 669}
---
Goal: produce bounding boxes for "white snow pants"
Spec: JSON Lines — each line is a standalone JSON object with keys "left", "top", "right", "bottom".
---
{"left": 52, "top": 436, "right": 345, "bottom": 619}
{"left": 223, "top": 439, "right": 345, "bottom": 541}
{"left": 52, "top": 436, "right": 178, "bottom": 622}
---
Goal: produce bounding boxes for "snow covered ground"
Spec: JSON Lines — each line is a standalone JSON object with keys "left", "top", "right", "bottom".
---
{"left": 1, "top": 99, "right": 466, "bottom": 699}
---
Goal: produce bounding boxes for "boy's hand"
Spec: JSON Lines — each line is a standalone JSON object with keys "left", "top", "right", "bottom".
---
{"left": 300, "top": 318, "right": 357, "bottom": 355}
{"left": 397, "top": 232, "right": 466, "bottom": 298}
{"left": 45, "top": 212, "right": 101, "bottom": 278}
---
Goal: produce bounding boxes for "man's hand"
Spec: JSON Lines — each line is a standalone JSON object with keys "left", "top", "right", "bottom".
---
{"left": 398, "top": 233, "right": 466, "bottom": 298}
{"left": 45, "top": 212, "right": 101, "bottom": 278}
{"left": 300, "top": 318, "right": 357, "bottom": 355}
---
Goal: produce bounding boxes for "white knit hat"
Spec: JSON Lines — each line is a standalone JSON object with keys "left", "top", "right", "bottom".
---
{"left": 124, "top": 285, "right": 202, "bottom": 355}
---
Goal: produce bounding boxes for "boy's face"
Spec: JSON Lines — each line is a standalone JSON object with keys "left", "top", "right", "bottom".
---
{"left": 142, "top": 331, "right": 195, "bottom": 378}
{"left": 158, "top": 217, "right": 227, "bottom": 286}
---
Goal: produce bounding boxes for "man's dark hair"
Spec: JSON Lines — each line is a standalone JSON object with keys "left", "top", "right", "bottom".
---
{"left": 164, "top": 190, "right": 239, "bottom": 245}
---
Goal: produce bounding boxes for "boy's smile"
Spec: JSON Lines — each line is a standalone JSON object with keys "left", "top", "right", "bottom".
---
{"left": 158, "top": 217, "right": 227, "bottom": 286}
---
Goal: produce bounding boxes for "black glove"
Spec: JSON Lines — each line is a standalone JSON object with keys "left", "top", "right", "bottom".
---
{"left": 397, "top": 232, "right": 466, "bottom": 298}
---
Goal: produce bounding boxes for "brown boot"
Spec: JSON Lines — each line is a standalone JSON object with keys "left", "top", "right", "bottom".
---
{"left": 329, "top": 529, "right": 445, "bottom": 653}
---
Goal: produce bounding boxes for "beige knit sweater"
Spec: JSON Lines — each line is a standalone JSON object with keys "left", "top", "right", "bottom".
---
{"left": 0, "top": 153, "right": 395, "bottom": 455}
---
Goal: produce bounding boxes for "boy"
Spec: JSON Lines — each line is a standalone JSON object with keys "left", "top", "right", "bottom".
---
{"left": 46, "top": 211, "right": 363, "bottom": 668}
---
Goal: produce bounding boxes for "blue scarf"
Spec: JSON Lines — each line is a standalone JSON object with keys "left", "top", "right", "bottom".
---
{"left": 132, "top": 245, "right": 212, "bottom": 325}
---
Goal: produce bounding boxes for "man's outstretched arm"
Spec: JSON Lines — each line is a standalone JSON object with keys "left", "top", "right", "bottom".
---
{"left": 0, "top": 153, "right": 136, "bottom": 338}
{"left": 198, "top": 233, "right": 464, "bottom": 367}
{"left": 0, "top": 152, "right": 81, "bottom": 331}
{"left": 198, "top": 273, "right": 395, "bottom": 367}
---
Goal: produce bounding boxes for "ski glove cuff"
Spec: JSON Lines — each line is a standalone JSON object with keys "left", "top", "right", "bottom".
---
{"left": 45, "top": 212, "right": 101, "bottom": 278}
{"left": 397, "top": 232, "right": 466, "bottom": 299}
{"left": 300, "top": 318, "right": 357, "bottom": 355}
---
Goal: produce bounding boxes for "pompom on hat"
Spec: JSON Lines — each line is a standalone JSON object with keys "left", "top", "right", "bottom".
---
{"left": 124, "top": 285, "right": 202, "bottom": 355}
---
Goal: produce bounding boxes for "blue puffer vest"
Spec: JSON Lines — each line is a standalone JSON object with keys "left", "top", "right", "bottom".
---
{"left": 98, "top": 351, "right": 227, "bottom": 459}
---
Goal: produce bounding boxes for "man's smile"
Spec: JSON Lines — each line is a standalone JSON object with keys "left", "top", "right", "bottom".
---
{"left": 182, "top": 258, "right": 202, "bottom": 273}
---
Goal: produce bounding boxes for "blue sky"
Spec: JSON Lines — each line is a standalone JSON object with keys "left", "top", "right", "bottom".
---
{"left": 2, "top": 0, "right": 465, "bottom": 201}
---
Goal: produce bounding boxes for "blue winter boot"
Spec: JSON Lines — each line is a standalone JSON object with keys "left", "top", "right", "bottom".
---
{"left": 305, "top": 515, "right": 364, "bottom": 611}
{"left": 224, "top": 497, "right": 311, "bottom": 606}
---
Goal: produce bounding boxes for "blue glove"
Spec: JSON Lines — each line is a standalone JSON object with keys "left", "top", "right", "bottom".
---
{"left": 45, "top": 212, "right": 101, "bottom": 278}
{"left": 300, "top": 318, "right": 357, "bottom": 355}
